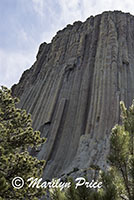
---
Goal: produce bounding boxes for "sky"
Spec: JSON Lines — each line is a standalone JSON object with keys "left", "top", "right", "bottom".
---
{"left": 0, "top": 0, "right": 134, "bottom": 88}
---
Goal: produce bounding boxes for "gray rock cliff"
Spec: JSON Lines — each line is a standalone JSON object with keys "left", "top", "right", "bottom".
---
{"left": 12, "top": 11, "right": 134, "bottom": 179}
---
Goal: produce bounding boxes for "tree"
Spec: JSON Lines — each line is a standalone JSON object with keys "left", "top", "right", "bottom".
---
{"left": 0, "top": 86, "right": 46, "bottom": 200}
{"left": 106, "top": 100, "right": 134, "bottom": 199}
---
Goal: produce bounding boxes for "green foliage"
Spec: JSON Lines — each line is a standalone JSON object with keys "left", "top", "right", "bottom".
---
{"left": 50, "top": 187, "right": 67, "bottom": 200}
{"left": 0, "top": 86, "right": 46, "bottom": 199}
{"left": 106, "top": 101, "right": 134, "bottom": 200}
{"left": 64, "top": 177, "right": 79, "bottom": 200}
{"left": 98, "top": 168, "right": 125, "bottom": 200}
{"left": 49, "top": 177, "right": 102, "bottom": 200}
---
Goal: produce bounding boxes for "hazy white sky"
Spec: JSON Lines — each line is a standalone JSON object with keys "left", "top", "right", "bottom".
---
{"left": 0, "top": 0, "right": 134, "bottom": 88}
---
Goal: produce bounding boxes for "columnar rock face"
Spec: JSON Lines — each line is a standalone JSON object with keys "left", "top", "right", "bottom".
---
{"left": 12, "top": 11, "right": 134, "bottom": 179}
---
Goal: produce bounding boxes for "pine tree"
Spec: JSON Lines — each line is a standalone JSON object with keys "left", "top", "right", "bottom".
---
{"left": 99, "top": 100, "right": 134, "bottom": 200}
{"left": 0, "top": 86, "right": 46, "bottom": 200}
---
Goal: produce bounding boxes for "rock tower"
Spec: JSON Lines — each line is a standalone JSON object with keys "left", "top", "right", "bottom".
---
{"left": 12, "top": 11, "right": 134, "bottom": 179}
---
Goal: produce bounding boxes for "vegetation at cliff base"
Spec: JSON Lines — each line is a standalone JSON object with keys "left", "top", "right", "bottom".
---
{"left": 0, "top": 86, "right": 46, "bottom": 200}
{"left": 1, "top": 86, "right": 134, "bottom": 200}
{"left": 49, "top": 100, "right": 134, "bottom": 200}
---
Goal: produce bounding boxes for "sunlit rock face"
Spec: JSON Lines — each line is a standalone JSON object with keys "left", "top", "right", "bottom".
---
{"left": 12, "top": 11, "right": 134, "bottom": 179}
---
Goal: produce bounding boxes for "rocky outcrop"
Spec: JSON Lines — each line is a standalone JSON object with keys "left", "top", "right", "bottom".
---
{"left": 12, "top": 11, "right": 134, "bottom": 179}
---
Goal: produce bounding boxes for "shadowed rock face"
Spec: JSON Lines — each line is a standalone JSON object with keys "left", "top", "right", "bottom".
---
{"left": 12, "top": 11, "right": 134, "bottom": 179}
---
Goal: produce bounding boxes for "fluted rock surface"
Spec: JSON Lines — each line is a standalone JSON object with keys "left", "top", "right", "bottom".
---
{"left": 12, "top": 11, "right": 134, "bottom": 179}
